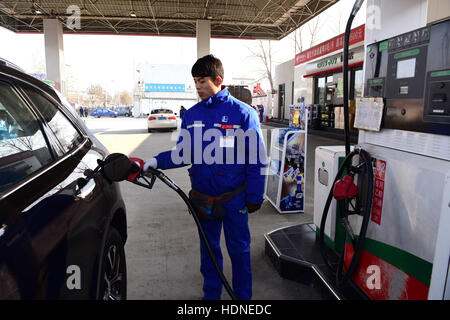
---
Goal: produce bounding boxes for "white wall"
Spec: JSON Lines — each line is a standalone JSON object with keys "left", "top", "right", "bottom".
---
{"left": 294, "top": 63, "right": 314, "bottom": 106}
{"left": 274, "top": 58, "right": 295, "bottom": 119}
{"left": 365, "top": 0, "right": 428, "bottom": 44}
{"left": 140, "top": 98, "right": 151, "bottom": 115}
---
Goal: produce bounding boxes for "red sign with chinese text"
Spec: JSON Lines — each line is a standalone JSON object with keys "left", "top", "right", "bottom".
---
{"left": 253, "top": 83, "right": 266, "bottom": 96}
{"left": 295, "top": 24, "right": 365, "bottom": 66}
{"left": 371, "top": 159, "right": 386, "bottom": 225}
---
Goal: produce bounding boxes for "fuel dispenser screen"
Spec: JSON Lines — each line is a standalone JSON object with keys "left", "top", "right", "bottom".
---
{"left": 396, "top": 58, "right": 416, "bottom": 79}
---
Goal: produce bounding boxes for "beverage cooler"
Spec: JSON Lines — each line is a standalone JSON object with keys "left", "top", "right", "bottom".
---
{"left": 265, "top": 105, "right": 308, "bottom": 213}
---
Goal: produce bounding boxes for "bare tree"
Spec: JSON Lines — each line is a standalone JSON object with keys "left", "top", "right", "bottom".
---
{"left": 307, "top": 15, "right": 322, "bottom": 48}
{"left": 330, "top": 5, "right": 344, "bottom": 36}
{"left": 294, "top": 26, "right": 304, "bottom": 53}
{"left": 87, "top": 84, "right": 106, "bottom": 106}
{"left": 287, "top": 26, "right": 305, "bottom": 57}
{"left": 247, "top": 40, "right": 275, "bottom": 94}
{"left": 0, "top": 136, "right": 34, "bottom": 154}
{"left": 119, "top": 91, "right": 133, "bottom": 105}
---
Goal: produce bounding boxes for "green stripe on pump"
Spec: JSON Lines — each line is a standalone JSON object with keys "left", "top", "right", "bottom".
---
{"left": 315, "top": 227, "right": 337, "bottom": 251}
{"left": 369, "top": 78, "right": 384, "bottom": 84}
{"left": 379, "top": 41, "right": 388, "bottom": 52}
{"left": 394, "top": 49, "right": 420, "bottom": 59}
{"left": 431, "top": 70, "right": 450, "bottom": 77}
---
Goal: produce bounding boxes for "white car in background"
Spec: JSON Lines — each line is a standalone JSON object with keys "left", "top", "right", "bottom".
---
{"left": 147, "top": 109, "right": 178, "bottom": 132}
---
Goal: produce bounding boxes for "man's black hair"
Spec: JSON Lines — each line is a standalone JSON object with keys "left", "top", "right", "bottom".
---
{"left": 191, "top": 54, "right": 224, "bottom": 80}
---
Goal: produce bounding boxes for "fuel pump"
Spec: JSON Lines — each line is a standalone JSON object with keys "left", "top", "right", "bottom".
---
{"left": 355, "top": 16, "right": 450, "bottom": 300}
{"left": 319, "top": 12, "right": 450, "bottom": 298}
{"left": 318, "top": 2, "right": 450, "bottom": 299}
{"left": 265, "top": 1, "right": 449, "bottom": 300}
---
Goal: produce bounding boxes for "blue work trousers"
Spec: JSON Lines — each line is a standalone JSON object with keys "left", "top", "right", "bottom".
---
{"left": 198, "top": 194, "right": 251, "bottom": 300}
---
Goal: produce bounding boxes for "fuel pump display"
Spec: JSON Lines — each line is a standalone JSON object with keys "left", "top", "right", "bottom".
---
{"left": 365, "top": 19, "right": 450, "bottom": 135}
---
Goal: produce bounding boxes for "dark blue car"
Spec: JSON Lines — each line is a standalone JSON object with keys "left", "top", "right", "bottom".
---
{"left": 91, "top": 108, "right": 118, "bottom": 118}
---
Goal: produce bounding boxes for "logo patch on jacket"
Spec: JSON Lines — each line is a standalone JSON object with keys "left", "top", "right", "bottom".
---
{"left": 222, "top": 116, "right": 228, "bottom": 122}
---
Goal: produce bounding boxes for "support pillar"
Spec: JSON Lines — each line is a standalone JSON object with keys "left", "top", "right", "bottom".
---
{"left": 196, "top": 20, "right": 211, "bottom": 59}
{"left": 43, "top": 19, "right": 65, "bottom": 94}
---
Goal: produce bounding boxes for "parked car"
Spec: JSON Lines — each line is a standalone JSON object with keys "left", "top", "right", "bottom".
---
{"left": 116, "top": 106, "right": 132, "bottom": 117}
{"left": 0, "top": 60, "right": 127, "bottom": 300}
{"left": 91, "top": 108, "right": 118, "bottom": 118}
{"left": 147, "top": 109, "right": 177, "bottom": 132}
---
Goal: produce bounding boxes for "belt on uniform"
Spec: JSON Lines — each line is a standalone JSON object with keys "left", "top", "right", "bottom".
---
{"left": 188, "top": 184, "right": 246, "bottom": 220}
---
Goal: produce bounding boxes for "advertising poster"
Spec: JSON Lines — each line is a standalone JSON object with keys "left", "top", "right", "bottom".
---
{"left": 265, "top": 159, "right": 281, "bottom": 203}
{"left": 279, "top": 132, "right": 306, "bottom": 212}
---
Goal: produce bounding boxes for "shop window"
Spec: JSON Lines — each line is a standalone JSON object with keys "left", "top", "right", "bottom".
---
{"left": 354, "top": 69, "right": 363, "bottom": 98}
{"left": 315, "top": 77, "right": 326, "bottom": 105}
{"left": 278, "top": 84, "right": 285, "bottom": 119}
{"left": 291, "top": 81, "right": 294, "bottom": 105}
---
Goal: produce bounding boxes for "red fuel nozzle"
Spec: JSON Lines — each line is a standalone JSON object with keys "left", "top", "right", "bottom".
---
{"left": 333, "top": 175, "right": 359, "bottom": 200}
{"left": 127, "top": 157, "right": 144, "bottom": 182}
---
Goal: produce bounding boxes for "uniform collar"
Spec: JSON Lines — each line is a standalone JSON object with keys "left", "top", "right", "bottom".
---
{"left": 201, "top": 88, "right": 229, "bottom": 107}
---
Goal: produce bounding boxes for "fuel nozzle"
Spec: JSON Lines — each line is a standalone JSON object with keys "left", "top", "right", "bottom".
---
{"left": 333, "top": 175, "right": 359, "bottom": 201}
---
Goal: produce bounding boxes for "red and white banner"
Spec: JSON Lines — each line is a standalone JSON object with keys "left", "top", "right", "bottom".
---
{"left": 295, "top": 24, "right": 365, "bottom": 66}
{"left": 371, "top": 159, "right": 386, "bottom": 225}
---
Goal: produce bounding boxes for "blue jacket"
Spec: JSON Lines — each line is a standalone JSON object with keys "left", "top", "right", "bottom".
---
{"left": 155, "top": 88, "right": 266, "bottom": 205}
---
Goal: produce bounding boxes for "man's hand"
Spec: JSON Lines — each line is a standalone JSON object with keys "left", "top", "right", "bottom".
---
{"left": 246, "top": 202, "right": 261, "bottom": 213}
{"left": 143, "top": 158, "right": 157, "bottom": 171}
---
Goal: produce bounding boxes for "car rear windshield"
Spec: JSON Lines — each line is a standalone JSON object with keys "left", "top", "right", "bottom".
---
{"left": 151, "top": 109, "right": 173, "bottom": 114}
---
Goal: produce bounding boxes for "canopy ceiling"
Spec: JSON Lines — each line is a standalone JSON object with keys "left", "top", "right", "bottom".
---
{"left": 0, "top": 0, "right": 339, "bottom": 40}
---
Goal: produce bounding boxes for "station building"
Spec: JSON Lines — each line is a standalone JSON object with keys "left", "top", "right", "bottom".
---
{"left": 133, "top": 64, "right": 197, "bottom": 117}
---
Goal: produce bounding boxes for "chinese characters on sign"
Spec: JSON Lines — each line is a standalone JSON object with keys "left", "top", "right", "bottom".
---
{"left": 295, "top": 24, "right": 365, "bottom": 65}
{"left": 371, "top": 159, "right": 386, "bottom": 225}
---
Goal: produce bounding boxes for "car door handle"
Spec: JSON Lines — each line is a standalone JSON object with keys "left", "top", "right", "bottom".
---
{"left": 76, "top": 178, "right": 96, "bottom": 199}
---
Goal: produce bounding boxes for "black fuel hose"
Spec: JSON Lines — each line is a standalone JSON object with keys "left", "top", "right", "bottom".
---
{"left": 318, "top": 0, "right": 371, "bottom": 288}
{"left": 343, "top": 0, "right": 364, "bottom": 156}
{"left": 144, "top": 167, "right": 238, "bottom": 300}
{"left": 319, "top": 148, "right": 373, "bottom": 288}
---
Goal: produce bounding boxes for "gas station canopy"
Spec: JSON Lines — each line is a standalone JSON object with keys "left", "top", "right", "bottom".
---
{"left": 0, "top": 0, "right": 338, "bottom": 40}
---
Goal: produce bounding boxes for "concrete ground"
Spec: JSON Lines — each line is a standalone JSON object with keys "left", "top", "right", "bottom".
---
{"left": 85, "top": 116, "right": 342, "bottom": 300}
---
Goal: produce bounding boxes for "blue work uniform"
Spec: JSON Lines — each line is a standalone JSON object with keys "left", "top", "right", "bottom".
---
{"left": 154, "top": 88, "right": 266, "bottom": 300}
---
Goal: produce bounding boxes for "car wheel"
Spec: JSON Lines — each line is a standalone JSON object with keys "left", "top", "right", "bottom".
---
{"left": 98, "top": 227, "right": 127, "bottom": 300}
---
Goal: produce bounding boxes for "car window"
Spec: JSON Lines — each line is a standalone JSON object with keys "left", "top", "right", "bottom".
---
{"left": 0, "top": 81, "right": 53, "bottom": 192}
{"left": 21, "top": 86, "right": 84, "bottom": 153}
{"left": 151, "top": 109, "right": 173, "bottom": 114}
